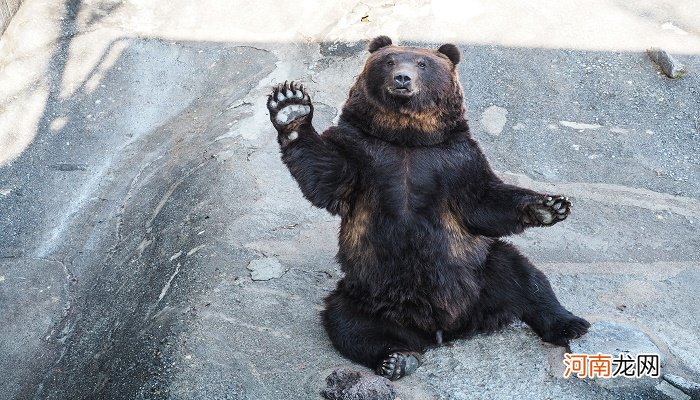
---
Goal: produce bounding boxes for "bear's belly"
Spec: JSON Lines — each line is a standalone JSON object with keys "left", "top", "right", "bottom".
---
{"left": 338, "top": 209, "right": 493, "bottom": 332}
{"left": 339, "top": 202, "right": 491, "bottom": 267}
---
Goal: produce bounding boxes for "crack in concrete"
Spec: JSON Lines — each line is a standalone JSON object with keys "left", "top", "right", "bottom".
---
{"left": 202, "top": 310, "right": 292, "bottom": 340}
{"left": 235, "top": 45, "right": 272, "bottom": 53}
{"left": 145, "top": 159, "right": 208, "bottom": 231}
{"left": 115, "top": 153, "right": 163, "bottom": 243}
{"left": 156, "top": 262, "right": 181, "bottom": 305}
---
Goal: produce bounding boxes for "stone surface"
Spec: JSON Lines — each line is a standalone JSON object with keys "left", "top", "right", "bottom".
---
{"left": 0, "top": 258, "right": 67, "bottom": 397}
{"left": 0, "top": 0, "right": 22, "bottom": 36}
{"left": 658, "top": 322, "right": 700, "bottom": 377}
{"left": 480, "top": 105, "right": 508, "bottom": 135}
{"left": 664, "top": 374, "right": 700, "bottom": 399}
{"left": 246, "top": 257, "right": 286, "bottom": 281}
{"left": 647, "top": 48, "right": 688, "bottom": 79}
{"left": 657, "top": 381, "right": 692, "bottom": 400}
{"left": 567, "top": 321, "right": 664, "bottom": 391}
{"left": 569, "top": 321, "right": 663, "bottom": 362}
{"left": 322, "top": 369, "right": 396, "bottom": 400}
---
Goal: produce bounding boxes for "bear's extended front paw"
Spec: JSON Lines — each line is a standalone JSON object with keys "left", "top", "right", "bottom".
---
{"left": 376, "top": 352, "right": 422, "bottom": 381}
{"left": 523, "top": 195, "right": 571, "bottom": 227}
{"left": 267, "top": 81, "right": 313, "bottom": 140}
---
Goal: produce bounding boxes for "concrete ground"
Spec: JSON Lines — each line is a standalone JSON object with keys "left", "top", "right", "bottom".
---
{"left": 0, "top": 0, "right": 699, "bottom": 399}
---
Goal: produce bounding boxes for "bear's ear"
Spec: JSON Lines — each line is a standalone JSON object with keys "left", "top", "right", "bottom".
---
{"left": 438, "top": 43, "right": 460, "bottom": 65}
{"left": 368, "top": 36, "right": 393, "bottom": 53}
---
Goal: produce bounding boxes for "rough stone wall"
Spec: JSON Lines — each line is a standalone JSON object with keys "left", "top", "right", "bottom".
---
{"left": 0, "top": 0, "right": 23, "bottom": 36}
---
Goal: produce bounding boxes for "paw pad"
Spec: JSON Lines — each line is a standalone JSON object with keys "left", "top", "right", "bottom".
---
{"left": 376, "top": 352, "right": 421, "bottom": 381}
{"left": 267, "top": 81, "right": 312, "bottom": 132}
{"left": 525, "top": 195, "right": 571, "bottom": 226}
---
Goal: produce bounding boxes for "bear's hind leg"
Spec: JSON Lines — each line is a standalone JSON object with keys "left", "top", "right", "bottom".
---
{"left": 321, "top": 286, "right": 428, "bottom": 381}
{"left": 476, "top": 240, "right": 590, "bottom": 346}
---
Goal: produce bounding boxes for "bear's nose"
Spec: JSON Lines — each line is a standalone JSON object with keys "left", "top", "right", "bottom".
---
{"left": 394, "top": 73, "right": 411, "bottom": 88}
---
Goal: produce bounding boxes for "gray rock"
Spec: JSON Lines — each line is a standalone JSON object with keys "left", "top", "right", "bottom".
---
{"left": 664, "top": 374, "right": 700, "bottom": 399}
{"left": 656, "top": 381, "right": 692, "bottom": 400}
{"left": 569, "top": 321, "right": 663, "bottom": 362}
{"left": 569, "top": 321, "right": 663, "bottom": 389}
{"left": 246, "top": 257, "right": 286, "bottom": 281}
{"left": 659, "top": 328, "right": 700, "bottom": 377}
{"left": 647, "top": 48, "right": 687, "bottom": 79}
{"left": 322, "top": 369, "right": 396, "bottom": 400}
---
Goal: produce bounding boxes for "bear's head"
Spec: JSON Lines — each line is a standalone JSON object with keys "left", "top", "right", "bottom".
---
{"left": 341, "top": 36, "right": 468, "bottom": 146}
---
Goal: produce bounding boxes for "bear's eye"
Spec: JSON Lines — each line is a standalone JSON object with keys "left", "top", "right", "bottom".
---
{"left": 417, "top": 61, "right": 426, "bottom": 69}
{"left": 387, "top": 60, "right": 395, "bottom": 66}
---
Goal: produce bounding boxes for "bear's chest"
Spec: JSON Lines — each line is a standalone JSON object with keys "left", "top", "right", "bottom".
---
{"left": 363, "top": 142, "right": 470, "bottom": 215}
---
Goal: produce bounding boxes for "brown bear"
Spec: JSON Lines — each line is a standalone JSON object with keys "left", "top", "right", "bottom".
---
{"left": 266, "top": 36, "right": 589, "bottom": 381}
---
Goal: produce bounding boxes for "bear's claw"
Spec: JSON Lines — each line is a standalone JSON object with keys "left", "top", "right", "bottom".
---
{"left": 267, "top": 81, "right": 313, "bottom": 136}
{"left": 541, "top": 314, "right": 591, "bottom": 346}
{"left": 523, "top": 195, "right": 571, "bottom": 227}
{"left": 376, "top": 352, "right": 421, "bottom": 381}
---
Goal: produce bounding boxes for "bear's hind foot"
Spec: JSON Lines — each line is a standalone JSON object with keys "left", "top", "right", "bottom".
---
{"left": 540, "top": 314, "right": 590, "bottom": 347}
{"left": 376, "top": 352, "right": 422, "bottom": 381}
{"left": 267, "top": 81, "right": 313, "bottom": 139}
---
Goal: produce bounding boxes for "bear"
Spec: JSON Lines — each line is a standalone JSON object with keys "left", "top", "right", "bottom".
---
{"left": 266, "top": 36, "right": 590, "bottom": 381}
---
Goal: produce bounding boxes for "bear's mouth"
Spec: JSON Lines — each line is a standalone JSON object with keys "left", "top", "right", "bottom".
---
{"left": 387, "top": 86, "right": 414, "bottom": 98}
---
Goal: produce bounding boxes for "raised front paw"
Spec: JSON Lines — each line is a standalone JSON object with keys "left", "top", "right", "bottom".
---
{"left": 523, "top": 195, "right": 571, "bottom": 226}
{"left": 267, "top": 81, "right": 313, "bottom": 137}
